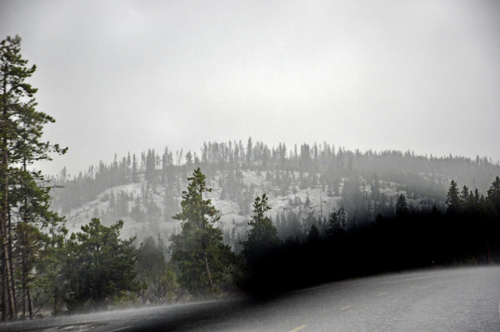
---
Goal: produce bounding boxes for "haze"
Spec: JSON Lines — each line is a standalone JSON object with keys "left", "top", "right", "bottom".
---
{"left": 1, "top": 0, "right": 499, "bottom": 176}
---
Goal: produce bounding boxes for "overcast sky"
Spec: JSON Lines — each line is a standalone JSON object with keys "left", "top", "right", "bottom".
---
{"left": 1, "top": 0, "right": 499, "bottom": 176}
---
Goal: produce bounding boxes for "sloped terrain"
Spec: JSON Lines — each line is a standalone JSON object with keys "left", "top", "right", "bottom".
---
{"left": 61, "top": 169, "right": 419, "bottom": 250}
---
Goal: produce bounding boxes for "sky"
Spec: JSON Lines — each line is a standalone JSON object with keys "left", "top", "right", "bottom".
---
{"left": 1, "top": 0, "right": 499, "bottom": 176}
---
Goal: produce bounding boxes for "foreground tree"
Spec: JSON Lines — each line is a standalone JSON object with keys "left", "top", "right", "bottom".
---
{"left": 169, "top": 168, "right": 234, "bottom": 298}
{"left": 0, "top": 35, "right": 66, "bottom": 321}
{"left": 62, "top": 219, "right": 140, "bottom": 312}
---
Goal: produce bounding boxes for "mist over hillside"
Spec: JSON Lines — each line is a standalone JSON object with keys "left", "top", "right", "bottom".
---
{"left": 48, "top": 140, "right": 500, "bottom": 250}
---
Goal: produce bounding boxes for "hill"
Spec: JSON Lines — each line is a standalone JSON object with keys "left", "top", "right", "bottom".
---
{"left": 48, "top": 140, "right": 500, "bottom": 251}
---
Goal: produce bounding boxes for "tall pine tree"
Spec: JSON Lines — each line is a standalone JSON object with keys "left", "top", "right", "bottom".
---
{"left": 0, "top": 35, "right": 66, "bottom": 321}
{"left": 241, "top": 194, "right": 280, "bottom": 270}
{"left": 169, "top": 168, "right": 234, "bottom": 297}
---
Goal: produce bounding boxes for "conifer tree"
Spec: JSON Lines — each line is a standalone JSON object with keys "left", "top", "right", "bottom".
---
{"left": 446, "top": 180, "right": 461, "bottom": 215}
{"left": 460, "top": 185, "right": 470, "bottom": 210}
{"left": 242, "top": 194, "right": 279, "bottom": 270}
{"left": 326, "top": 207, "right": 346, "bottom": 235}
{"left": 169, "top": 168, "right": 234, "bottom": 297}
{"left": 306, "top": 224, "right": 321, "bottom": 244}
{"left": 135, "top": 236, "right": 179, "bottom": 303}
{"left": 487, "top": 176, "right": 500, "bottom": 214}
{"left": 0, "top": 35, "right": 66, "bottom": 321}
{"left": 395, "top": 194, "right": 409, "bottom": 218}
{"left": 63, "top": 219, "right": 140, "bottom": 311}
{"left": 132, "top": 154, "right": 138, "bottom": 183}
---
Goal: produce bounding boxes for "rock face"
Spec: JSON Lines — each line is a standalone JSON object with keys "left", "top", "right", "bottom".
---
{"left": 62, "top": 169, "right": 417, "bottom": 250}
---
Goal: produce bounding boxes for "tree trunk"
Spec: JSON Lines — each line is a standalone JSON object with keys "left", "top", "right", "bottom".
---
{"left": 1, "top": 72, "right": 15, "bottom": 320}
{"left": 7, "top": 208, "right": 16, "bottom": 316}
{"left": 54, "top": 293, "right": 58, "bottom": 316}
{"left": 27, "top": 286, "right": 32, "bottom": 319}
{"left": 22, "top": 246, "right": 25, "bottom": 319}
{"left": 0, "top": 222, "right": 15, "bottom": 320}
{"left": 203, "top": 251, "right": 214, "bottom": 297}
{"left": 22, "top": 277, "right": 26, "bottom": 319}
{"left": 1, "top": 266, "right": 6, "bottom": 321}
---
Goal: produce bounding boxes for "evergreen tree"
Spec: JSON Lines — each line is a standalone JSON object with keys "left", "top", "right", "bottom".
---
{"left": 246, "top": 137, "right": 253, "bottom": 168}
{"left": 241, "top": 194, "right": 279, "bottom": 270}
{"left": 145, "top": 149, "right": 156, "bottom": 183}
{"left": 11, "top": 168, "right": 67, "bottom": 318}
{"left": 169, "top": 168, "right": 234, "bottom": 297}
{"left": 395, "top": 194, "right": 409, "bottom": 218}
{"left": 136, "top": 236, "right": 179, "bottom": 303}
{"left": 132, "top": 154, "right": 138, "bottom": 183}
{"left": 31, "top": 218, "right": 67, "bottom": 316}
{"left": 12, "top": 221, "right": 42, "bottom": 319}
{"left": 185, "top": 151, "right": 193, "bottom": 167}
{"left": 0, "top": 35, "right": 66, "bottom": 321}
{"left": 341, "top": 177, "right": 366, "bottom": 224}
{"left": 63, "top": 219, "right": 140, "bottom": 312}
{"left": 371, "top": 172, "right": 381, "bottom": 202}
{"left": 326, "top": 207, "right": 346, "bottom": 236}
{"left": 446, "top": 180, "right": 461, "bottom": 215}
{"left": 460, "top": 185, "right": 470, "bottom": 211}
{"left": 487, "top": 176, "right": 500, "bottom": 214}
{"left": 306, "top": 224, "right": 321, "bottom": 244}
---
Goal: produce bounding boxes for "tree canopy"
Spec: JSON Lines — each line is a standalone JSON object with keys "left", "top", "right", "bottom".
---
{"left": 242, "top": 194, "right": 280, "bottom": 270}
{"left": 0, "top": 35, "right": 66, "bottom": 321}
{"left": 63, "top": 219, "right": 140, "bottom": 312}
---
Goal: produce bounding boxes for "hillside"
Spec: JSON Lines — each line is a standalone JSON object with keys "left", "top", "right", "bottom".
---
{"left": 63, "top": 170, "right": 422, "bottom": 248}
{"left": 49, "top": 140, "right": 500, "bottom": 251}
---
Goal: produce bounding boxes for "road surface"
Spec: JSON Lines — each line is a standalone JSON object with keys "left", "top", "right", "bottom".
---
{"left": 3, "top": 266, "right": 500, "bottom": 331}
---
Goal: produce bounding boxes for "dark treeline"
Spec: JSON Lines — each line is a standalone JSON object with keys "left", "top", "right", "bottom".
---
{"left": 240, "top": 177, "right": 500, "bottom": 295}
{"left": 50, "top": 138, "right": 499, "bottom": 217}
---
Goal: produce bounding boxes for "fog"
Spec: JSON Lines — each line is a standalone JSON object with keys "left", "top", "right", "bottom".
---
{"left": 1, "top": 0, "right": 499, "bottom": 176}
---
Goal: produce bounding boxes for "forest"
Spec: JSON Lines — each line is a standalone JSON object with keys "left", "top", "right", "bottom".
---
{"left": 47, "top": 138, "right": 500, "bottom": 255}
{"left": 1, "top": 35, "right": 500, "bottom": 322}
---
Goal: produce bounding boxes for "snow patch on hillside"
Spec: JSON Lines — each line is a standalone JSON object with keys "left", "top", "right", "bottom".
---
{"left": 62, "top": 170, "right": 419, "bottom": 246}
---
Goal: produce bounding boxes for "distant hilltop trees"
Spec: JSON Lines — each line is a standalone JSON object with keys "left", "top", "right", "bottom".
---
{"left": 49, "top": 139, "right": 499, "bottom": 220}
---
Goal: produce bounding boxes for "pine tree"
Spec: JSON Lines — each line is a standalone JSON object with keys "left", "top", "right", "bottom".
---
{"left": 241, "top": 194, "right": 280, "bottom": 270}
{"left": 306, "top": 224, "right": 321, "bottom": 244}
{"left": 326, "top": 207, "right": 346, "bottom": 235}
{"left": 132, "top": 154, "right": 138, "bottom": 183}
{"left": 13, "top": 221, "right": 42, "bottom": 319}
{"left": 487, "top": 176, "right": 500, "bottom": 214}
{"left": 460, "top": 185, "right": 472, "bottom": 212}
{"left": 446, "top": 180, "right": 461, "bottom": 215}
{"left": 136, "top": 236, "right": 179, "bottom": 303}
{"left": 11, "top": 167, "right": 67, "bottom": 318}
{"left": 395, "top": 194, "right": 409, "bottom": 218}
{"left": 169, "top": 168, "right": 234, "bottom": 297}
{"left": 0, "top": 35, "right": 66, "bottom": 321}
{"left": 246, "top": 137, "right": 253, "bottom": 168}
{"left": 63, "top": 219, "right": 140, "bottom": 312}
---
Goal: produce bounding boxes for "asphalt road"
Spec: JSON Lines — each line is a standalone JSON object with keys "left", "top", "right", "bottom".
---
{"left": 3, "top": 266, "right": 500, "bottom": 331}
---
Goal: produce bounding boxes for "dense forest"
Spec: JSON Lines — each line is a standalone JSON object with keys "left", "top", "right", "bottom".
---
{"left": 1, "top": 35, "right": 500, "bottom": 322}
